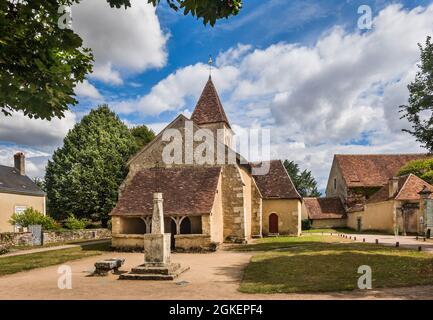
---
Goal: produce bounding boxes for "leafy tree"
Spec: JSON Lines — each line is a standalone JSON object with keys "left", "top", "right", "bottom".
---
{"left": 45, "top": 105, "right": 136, "bottom": 221}
{"left": 283, "top": 160, "right": 321, "bottom": 197}
{"left": 0, "top": 0, "right": 93, "bottom": 119}
{"left": 398, "top": 158, "right": 433, "bottom": 185}
{"left": 111, "top": 0, "right": 242, "bottom": 26}
{"left": 400, "top": 36, "right": 433, "bottom": 151}
{"left": 1, "top": 0, "right": 241, "bottom": 120}
{"left": 130, "top": 125, "right": 155, "bottom": 151}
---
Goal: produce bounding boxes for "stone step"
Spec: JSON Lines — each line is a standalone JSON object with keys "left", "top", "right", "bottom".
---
{"left": 131, "top": 263, "right": 181, "bottom": 275}
{"left": 119, "top": 266, "right": 190, "bottom": 281}
{"left": 119, "top": 273, "right": 177, "bottom": 281}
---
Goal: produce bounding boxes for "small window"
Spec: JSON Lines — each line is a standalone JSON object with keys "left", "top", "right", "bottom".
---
{"left": 334, "top": 178, "right": 337, "bottom": 190}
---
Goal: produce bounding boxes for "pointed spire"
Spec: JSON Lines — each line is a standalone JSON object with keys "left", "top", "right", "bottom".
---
{"left": 208, "top": 55, "right": 213, "bottom": 79}
{"left": 191, "top": 77, "right": 231, "bottom": 128}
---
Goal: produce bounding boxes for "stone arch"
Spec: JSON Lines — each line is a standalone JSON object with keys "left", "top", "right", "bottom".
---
{"left": 180, "top": 217, "right": 192, "bottom": 234}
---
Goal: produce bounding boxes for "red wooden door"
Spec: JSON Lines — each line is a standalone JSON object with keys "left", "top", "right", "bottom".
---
{"left": 269, "top": 214, "right": 278, "bottom": 234}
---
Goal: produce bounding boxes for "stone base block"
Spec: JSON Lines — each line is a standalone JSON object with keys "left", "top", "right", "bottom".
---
{"left": 119, "top": 263, "right": 189, "bottom": 281}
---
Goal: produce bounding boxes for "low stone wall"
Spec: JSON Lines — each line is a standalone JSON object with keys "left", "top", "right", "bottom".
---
{"left": 42, "top": 229, "right": 111, "bottom": 245}
{"left": 111, "top": 234, "right": 145, "bottom": 251}
{"left": 0, "top": 229, "right": 111, "bottom": 251}
{"left": 174, "top": 234, "right": 215, "bottom": 252}
{"left": 0, "top": 232, "right": 33, "bottom": 247}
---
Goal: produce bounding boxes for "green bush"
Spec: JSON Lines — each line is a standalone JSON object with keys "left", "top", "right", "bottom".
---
{"left": 9, "top": 208, "right": 60, "bottom": 230}
{"left": 64, "top": 214, "right": 88, "bottom": 230}
{"left": 301, "top": 219, "right": 312, "bottom": 231}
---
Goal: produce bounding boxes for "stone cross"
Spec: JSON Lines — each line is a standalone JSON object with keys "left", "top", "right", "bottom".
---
{"left": 151, "top": 193, "right": 164, "bottom": 234}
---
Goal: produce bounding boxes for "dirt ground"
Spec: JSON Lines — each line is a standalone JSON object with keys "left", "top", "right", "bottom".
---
{"left": 1, "top": 248, "right": 433, "bottom": 300}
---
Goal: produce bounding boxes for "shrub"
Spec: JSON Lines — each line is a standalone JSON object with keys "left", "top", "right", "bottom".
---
{"left": 64, "top": 214, "right": 88, "bottom": 230}
{"left": 9, "top": 208, "right": 60, "bottom": 230}
{"left": 302, "top": 219, "right": 312, "bottom": 231}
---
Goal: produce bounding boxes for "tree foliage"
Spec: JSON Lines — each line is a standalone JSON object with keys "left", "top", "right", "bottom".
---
{"left": 400, "top": 36, "right": 433, "bottom": 151}
{"left": 283, "top": 160, "right": 321, "bottom": 197}
{"left": 398, "top": 158, "right": 433, "bottom": 185}
{"left": 45, "top": 105, "right": 136, "bottom": 220}
{"left": 109, "top": 0, "right": 242, "bottom": 26}
{"left": 130, "top": 124, "right": 156, "bottom": 151}
{"left": 0, "top": 0, "right": 93, "bottom": 119}
{"left": 0, "top": 0, "right": 241, "bottom": 120}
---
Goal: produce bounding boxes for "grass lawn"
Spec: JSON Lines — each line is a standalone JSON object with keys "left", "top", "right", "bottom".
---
{"left": 0, "top": 242, "right": 111, "bottom": 276}
{"left": 237, "top": 235, "right": 433, "bottom": 294}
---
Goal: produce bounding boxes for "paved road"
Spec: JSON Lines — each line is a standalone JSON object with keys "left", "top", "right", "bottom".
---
{"left": 334, "top": 233, "right": 433, "bottom": 253}
{"left": 0, "top": 239, "right": 111, "bottom": 259}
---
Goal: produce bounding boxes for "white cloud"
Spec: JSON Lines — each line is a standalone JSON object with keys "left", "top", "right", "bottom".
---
{"left": 119, "top": 3, "right": 433, "bottom": 189}
{"left": 0, "top": 146, "right": 51, "bottom": 179}
{"left": 72, "top": 0, "right": 168, "bottom": 85}
{"left": 113, "top": 63, "right": 239, "bottom": 116}
{"left": 0, "top": 111, "right": 76, "bottom": 149}
{"left": 75, "top": 80, "right": 103, "bottom": 100}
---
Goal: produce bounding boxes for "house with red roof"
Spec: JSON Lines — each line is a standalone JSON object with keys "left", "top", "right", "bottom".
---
{"left": 110, "top": 78, "right": 302, "bottom": 251}
{"left": 303, "top": 154, "right": 433, "bottom": 235}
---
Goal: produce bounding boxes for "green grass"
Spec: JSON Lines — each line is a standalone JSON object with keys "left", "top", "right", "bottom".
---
{"left": 302, "top": 228, "right": 392, "bottom": 235}
{"left": 237, "top": 235, "right": 433, "bottom": 294}
{"left": 0, "top": 242, "right": 111, "bottom": 276}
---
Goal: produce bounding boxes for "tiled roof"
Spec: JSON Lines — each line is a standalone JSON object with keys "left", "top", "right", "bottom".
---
{"left": 251, "top": 160, "right": 301, "bottom": 199}
{"left": 0, "top": 165, "right": 45, "bottom": 196}
{"left": 304, "top": 197, "right": 346, "bottom": 220}
{"left": 110, "top": 166, "right": 221, "bottom": 216}
{"left": 335, "top": 154, "right": 431, "bottom": 188}
{"left": 191, "top": 77, "right": 231, "bottom": 128}
{"left": 368, "top": 174, "right": 433, "bottom": 203}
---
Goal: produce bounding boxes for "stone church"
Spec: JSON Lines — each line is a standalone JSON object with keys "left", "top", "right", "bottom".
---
{"left": 110, "top": 77, "right": 301, "bottom": 251}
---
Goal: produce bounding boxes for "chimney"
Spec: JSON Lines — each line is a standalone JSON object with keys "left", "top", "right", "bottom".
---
{"left": 389, "top": 177, "right": 399, "bottom": 198}
{"left": 14, "top": 152, "right": 25, "bottom": 176}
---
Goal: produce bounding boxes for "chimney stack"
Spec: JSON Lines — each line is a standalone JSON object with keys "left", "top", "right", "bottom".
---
{"left": 14, "top": 152, "right": 25, "bottom": 176}
{"left": 389, "top": 177, "right": 399, "bottom": 198}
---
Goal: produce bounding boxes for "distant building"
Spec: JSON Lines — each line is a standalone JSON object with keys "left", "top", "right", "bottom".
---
{"left": 303, "top": 154, "right": 433, "bottom": 235}
{"left": 0, "top": 153, "right": 46, "bottom": 232}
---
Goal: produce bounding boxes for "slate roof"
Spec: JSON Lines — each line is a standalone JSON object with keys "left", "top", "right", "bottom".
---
{"left": 367, "top": 174, "right": 433, "bottom": 203}
{"left": 110, "top": 166, "right": 222, "bottom": 217}
{"left": 251, "top": 160, "right": 301, "bottom": 200}
{"left": 0, "top": 165, "right": 45, "bottom": 196}
{"left": 191, "top": 77, "right": 231, "bottom": 128}
{"left": 304, "top": 197, "right": 346, "bottom": 220}
{"left": 335, "top": 154, "right": 431, "bottom": 188}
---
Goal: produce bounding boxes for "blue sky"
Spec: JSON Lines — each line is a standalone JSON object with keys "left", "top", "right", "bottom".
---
{"left": 1, "top": 0, "right": 433, "bottom": 190}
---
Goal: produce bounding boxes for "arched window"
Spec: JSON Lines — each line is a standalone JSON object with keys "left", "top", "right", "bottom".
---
{"left": 180, "top": 217, "right": 192, "bottom": 234}
{"left": 269, "top": 213, "right": 279, "bottom": 234}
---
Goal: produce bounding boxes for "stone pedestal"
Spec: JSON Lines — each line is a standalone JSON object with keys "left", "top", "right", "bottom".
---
{"left": 119, "top": 193, "right": 189, "bottom": 281}
{"left": 143, "top": 234, "right": 171, "bottom": 264}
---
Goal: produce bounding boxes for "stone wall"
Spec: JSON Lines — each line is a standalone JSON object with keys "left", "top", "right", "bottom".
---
{"left": 174, "top": 234, "right": 214, "bottom": 251}
{"left": 0, "top": 232, "right": 32, "bottom": 247}
{"left": 251, "top": 180, "right": 263, "bottom": 237}
{"left": 221, "top": 165, "right": 247, "bottom": 243}
{"left": 42, "top": 229, "right": 111, "bottom": 245}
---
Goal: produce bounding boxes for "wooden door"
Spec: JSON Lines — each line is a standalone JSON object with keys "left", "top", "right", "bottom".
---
{"left": 269, "top": 214, "right": 279, "bottom": 234}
